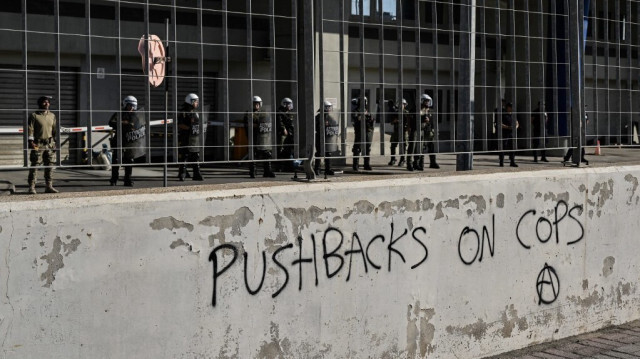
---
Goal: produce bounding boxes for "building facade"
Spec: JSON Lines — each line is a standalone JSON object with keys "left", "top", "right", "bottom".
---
{"left": 0, "top": 0, "right": 636, "bottom": 168}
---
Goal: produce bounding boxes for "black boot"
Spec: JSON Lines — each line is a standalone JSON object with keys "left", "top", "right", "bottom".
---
{"left": 499, "top": 154, "right": 504, "bottom": 167}
{"left": 363, "top": 157, "right": 372, "bottom": 171}
{"left": 325, "top": 158, "right": 334, "bottom": 176}
{"left": 110, "top": 167, "right": 119, "bottom": 186}
{"left": 388, "top": 157, "right": 396, "bottom": 166}
{"left": 314, "top": 159, "right": 321, "bottom": 175}
{"left": 429, "top": 155, "right": 440, "bottom": 169}
{"left": 249, "top": 163, "right": 256, "bottom": 178}
{"left": 264, "top": 162, "right": 276, "bottom": 178}
{"left": 407, "top": 161, "right": 414, "bottom": 171}
{"left": 416, "top": 156, "right": 424, "bottom": 171}
{"left": 192, "top": 165, "right": 204, "bottom": 181}
{"left": 398, "top": 156, "right": 405, "bottom": 167}
{"left": 124, "top": 167, "right": 134, "bottom": 187}
{"left": 178, "top": 165, "right": 186, "bottom": 181}
{"left": 541, "top": 151, "right": 549, "bottom": 162}
{"left": 533, "top": 152, "right": 538, "bottom": 163}
{"left": 352, "top": 158, "right": 359, "bottom": 171}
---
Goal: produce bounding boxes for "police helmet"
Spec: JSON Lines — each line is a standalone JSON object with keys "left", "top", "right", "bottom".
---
{"left": 122, "top": 95, "right": 138, "bottom": 110}
{"left": 401, "top": 99, "right": 408, "bottom": 106}
{"left": 351, "top": 96, "right": 368, "bottom": 105}
{"left": 323, "top": 100, "right": 333, "bottom": 112}
{"left": 185, "top": 93, "right": 199, "bottom": 106}
{"left": 37, "top": 96, "right": 52, "bottom": 107}
{"left": 281, "top": 97, "right": 293, "bottom": 110}
{"left": 253, "top": 96, "right": 262, "bottom": 104}
{"left": 421, "top": 94, "right": 433, "bottom": 108}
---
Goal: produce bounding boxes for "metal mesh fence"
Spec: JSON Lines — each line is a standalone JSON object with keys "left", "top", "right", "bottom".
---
{"left": 0, "top": 0, "right": 636, "bottom": 178}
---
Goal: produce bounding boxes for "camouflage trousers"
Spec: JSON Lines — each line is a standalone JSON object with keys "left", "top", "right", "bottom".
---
{"left": 28, "top": 143, "right": 56, "bottom": 184}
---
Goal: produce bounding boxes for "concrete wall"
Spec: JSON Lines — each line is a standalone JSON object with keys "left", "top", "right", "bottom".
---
{"left": 1, "top": 166, "right": 640, "bottom": 358}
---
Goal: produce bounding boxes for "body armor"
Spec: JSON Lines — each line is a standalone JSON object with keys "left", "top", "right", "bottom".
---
{"left": 246, "top": 110, "right": 272, "bottom": 152}
{"left": 178, "top": 105, "right": 202, "bottom": 153}
{"left": 316, "top": 113, "right": 339, "bottom": 155}
{"left": 109, "top": 111, "right": 146, "bottom": 160}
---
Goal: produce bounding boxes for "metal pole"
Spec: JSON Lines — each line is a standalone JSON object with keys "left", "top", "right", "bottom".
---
{"left": 297, "top": 0, "right": 315, "bottom": 179}
{"left": 22, "top": 0, "right": 28, "bottom": 167}
{"left": 569, "top": 0, "right": 585, "bottom": 166}
{"left": 456, "top": 0, "right": 475, "bottom": 170}
{"left": 163, "top": 19, "right": 169, "bottom": 187}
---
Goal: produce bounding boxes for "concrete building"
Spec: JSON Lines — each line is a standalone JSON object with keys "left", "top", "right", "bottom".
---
{"left": 0, "top": 0, "right": 637, "bottom": 168}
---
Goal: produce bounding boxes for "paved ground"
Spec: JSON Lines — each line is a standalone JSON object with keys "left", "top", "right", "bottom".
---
{"left": 0, "top": 147, "right": 639, "bottom": 199}
{"left": 487, "top": 319, "right": 640, "bottom": 359}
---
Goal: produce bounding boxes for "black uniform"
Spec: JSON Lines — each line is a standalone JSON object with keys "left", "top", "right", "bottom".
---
{"left": 352, "top": 104, "right": 374, "bottom": 171}
{"left": 245, "top": 108, "right": 275, "bottom": 178}
{"left": 314, "top": 111, "right": 340, "bottom": 175}
{"left": 177, "top": 103, "right": 204, "bottom": 180}
{"left": 108, "top": 110, "right": 147, "bottom": 186}
{"left": 276, "top": 105, "right": 295, "bottom": 167}
{"left": 420, "top": 107, "right": 439, "bottom": 169}
{"left": 389, "top": 103, "right": 410, "bottom": 166}
{"left": 499, "top": 111, "right": 517, "bottom": 167}
{"left": 531, "top": 105, "right": 548, "bottom": 162}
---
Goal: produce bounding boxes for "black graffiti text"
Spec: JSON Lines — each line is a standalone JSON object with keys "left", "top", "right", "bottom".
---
{"left": 208, "top": 222, "right": 430, "bottom": 307}
{"left": 458, "top": 215, "right": 495, "bottom": 265}
{"left": 516, "top": 200, "right": 584, "bottom": 250}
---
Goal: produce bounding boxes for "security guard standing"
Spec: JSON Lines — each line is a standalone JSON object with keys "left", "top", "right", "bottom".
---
{"left": 245, "top": 96, "right": 275, "bottom": 178}
{"left": 276, "top": 97, "right": 295, "bottom": 170}
{"left": 351, "top": 97, "right": 374, "bottom": 171}
{"left": 314, "top": 100, "right": 340, "bottom": 176}
{"left": 27, "top": 96, "right": 58, "bottom": 194}
{"left": 108, "top": 95, "right": 147, "bottom": 186}
{"left": 420, "top": 94, "right": 439, "bottom": 170}
{"left": 177, "top": 93, "right": 204, "bottom": 181}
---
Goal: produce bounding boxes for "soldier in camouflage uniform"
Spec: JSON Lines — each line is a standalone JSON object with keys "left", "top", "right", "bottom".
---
{"left": 245, "top": 96, "right": 275, "bottom": 178}
{"left": 27, "top": 96, "right": 58, "bottom": 194}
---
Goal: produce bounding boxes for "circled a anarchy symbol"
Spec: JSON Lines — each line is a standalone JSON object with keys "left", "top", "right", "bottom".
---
{"left": 536, "top": 263, "right": 560, "bottom": 305}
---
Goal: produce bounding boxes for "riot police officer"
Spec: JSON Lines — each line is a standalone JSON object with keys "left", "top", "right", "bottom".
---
{"left": 109, "top": 95, "right": 147, "bottom": 186}
{"left": 388, "top": 99, "right": 410, "bottom": 167}
{"left": 245, "top": 96, "right": 275, "bottom": 178}
{"left": 351, "top": 96, "right": 374, "bottom": 171}
{"left": 27, "top": 96, "right": 58, "bottom": 194}
{"left": 276, "top": 97, "right": 295, "bottom": 170}
{"left": 498, "top": 102, "right": 519, "bottom": 167}
{"left": 315, "top": 100, "right": 340, "bottom": 176}
{"left": 177, "top": 93, "right": 204, "bottom": 181}
{"left": 420, "top": 94, "right": 439, "bottom": 170}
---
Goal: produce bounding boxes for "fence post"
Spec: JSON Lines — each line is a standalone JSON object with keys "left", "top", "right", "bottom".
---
{"left": 456, "top": 0, "right": 476, "bottom": 171}
{"left": 297, "top": 0, "right": 316, "bottom": 179}
{"left": 569, "top": 0, "right": 585, "bottom": 166}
